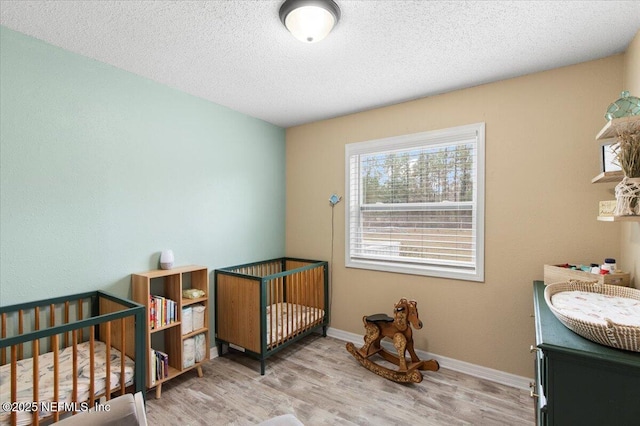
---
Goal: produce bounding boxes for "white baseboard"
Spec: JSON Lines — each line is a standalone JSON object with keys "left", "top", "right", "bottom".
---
{"left": 327, "top": 327, "right": 532, "bottom": 391}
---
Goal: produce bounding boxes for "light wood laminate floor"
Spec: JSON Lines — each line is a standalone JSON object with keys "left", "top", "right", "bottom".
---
{"left": 145, "top": 335, "right": 534, "bottom": 425}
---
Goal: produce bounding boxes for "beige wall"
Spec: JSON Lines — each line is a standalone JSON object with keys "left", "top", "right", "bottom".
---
{"left": 285, "top": 55, "right": 624, "bottom": 378}
{"left": 621, "top": 30, "right": 640, "bottom": 289}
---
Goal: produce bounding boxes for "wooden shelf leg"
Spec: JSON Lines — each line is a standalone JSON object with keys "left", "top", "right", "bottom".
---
{"left": 196, "top": 365, "right": 203, "bottom": 378}
{"left": 155, "top": 384, "right": 162, "bottom": 399}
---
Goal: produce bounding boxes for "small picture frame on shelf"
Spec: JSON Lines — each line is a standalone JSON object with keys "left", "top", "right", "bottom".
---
{"left": 601, "top": 142, "right": 622, "bottom": 173}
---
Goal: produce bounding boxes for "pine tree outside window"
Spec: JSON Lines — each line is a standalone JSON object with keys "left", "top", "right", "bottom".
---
{"left": 345, "top": 123, "right": 485, "bottom": 282}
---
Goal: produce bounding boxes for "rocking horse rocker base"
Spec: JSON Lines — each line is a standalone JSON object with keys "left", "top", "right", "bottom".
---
{"left": 346, "top": 299, "right": 439, "bottom": 384}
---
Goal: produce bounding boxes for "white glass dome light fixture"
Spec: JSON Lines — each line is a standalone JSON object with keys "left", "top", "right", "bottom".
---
{"left": 279, "top": 0, "right": 341, "bottom": 43}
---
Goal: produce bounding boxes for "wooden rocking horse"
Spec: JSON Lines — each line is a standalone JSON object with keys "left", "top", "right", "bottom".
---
{"left": 346, "top": 298, "right": 439, "bottom": 383}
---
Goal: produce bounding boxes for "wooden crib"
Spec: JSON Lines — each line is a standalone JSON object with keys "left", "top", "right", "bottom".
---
{"left": 0, "top": 291, "right": 146, "bottom": 426}
{"left": 215, "top": 258, "right": 328, "bottom": 374}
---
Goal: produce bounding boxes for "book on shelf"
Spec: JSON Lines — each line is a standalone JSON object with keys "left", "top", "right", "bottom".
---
{"left": 158, "top": 350, "right": 169, "bottom": 379}
{"left": 149, "top": 295, "right": 178, "bottom": 329}
{"left": 150, "top": 349, "right": 156, "bottom": 385}
{"left": 149, "top": 295, "right": 156, "bottom": 329}
{"left": 151, "top": 349, "right": 169, "bottom": 381}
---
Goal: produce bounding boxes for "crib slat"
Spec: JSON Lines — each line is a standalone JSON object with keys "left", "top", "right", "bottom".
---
{"left": 319, "top": 266, "right": 323, "bottom": 321}
{"left": 299, "top": 271, "right": 304, "bottom": 333}
{"left": 307, "top": 269, "right": 313, "bottom": 328}
{"left": 301, "top": 271, "right": 307, "bottom": 330}
{"left": 297, "top": 271, "right": 302, "bottom": 335}
{"left": 281, "top": 283, "right": 287, "bottom": 344}
{"left": 72, "top": 330, "right": 78, "bottom": 406}
{"left": 296, "top": 271, "right": 301, "bottom": 333}
{"left": 268, "top": 280, "right": 273, "bottom": 348}
{"left": 89, "top": 326, "right": 95, "bottom": 408}
{"left": 274, "top": 287, "right": 278, "bottom": 346}
{"left": 316, "top": 267, "right": 321, "bottom": 311}
{"left": 310, "top": 268, "right": 315, "bottom": 316}
{"left": 18, "top": 310, "right": 24, "bottom": 361}
{"left": 288, "top": 273, "right": 293, "bottom": 339}
{"left": 50, "top": 303, "right": 55, "bottom": 330}
{"left": 289, "top": 275, "right": 294, "bottom": 338}
{"left": 272, "top": 280, "right": 277, "bottom": 348}
{"left": 313, "top": 268, "right": 319, "bottom": 324}
{"left": 51, "top": 303, "right": 56, "bottom": 368}
{"left": 268, "top": 279, "right": 272, "bottom": 348}
{"left": 297, "top": 271, "right": 303, "bottom": 334}
{"left": 52, "top": 333, "right": 59, "bottom": 422}
{"left": 35, "top": 306, "right": 42, "bottom": 354}
{"left": 271, "top": 278, "right": 282, "bottom": 347}
{"left": 78, "top": 299, "right": 84, "bottom": 343}
{"left": 11, "top": 345, "right": 17, "bottom": 426}
{"left": 64, "top": 301, "right": 70, "bottom": 347}
{"left": 290, "top": 274, "right": 295, "bottom": 337}
{"left": 105, "top": 321, "right": 111, "bottom": 400}
{"left": 270, "top": 279, "right": 274, "bottom": 347}
{"left": 319, "top": 266, "right": 324, "bottom": 316}
{"left": 284, "top": 275, "right": 288, "bottom": 340}
{"left": 120, "top": 317, "right": 126, "bottom": 395}
{"left": 33, "top": 338, "right": 39, "bottom": 426}
{"left": 308, "top": 270, "right": 318, "bottom": 325}
{"left": 1, "top": 312, "right": 6, "bottom": 365}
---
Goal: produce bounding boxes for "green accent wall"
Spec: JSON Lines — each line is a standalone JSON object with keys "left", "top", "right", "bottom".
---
{"left": 0, "top": 27, "right": 286, "bottom": 306}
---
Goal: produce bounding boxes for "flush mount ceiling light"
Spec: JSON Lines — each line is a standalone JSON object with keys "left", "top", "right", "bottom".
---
{"left": 279, "top": 0, "right": 341, "bottom": 43}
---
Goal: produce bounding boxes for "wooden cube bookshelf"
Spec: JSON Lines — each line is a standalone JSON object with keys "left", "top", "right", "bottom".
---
{"left": 131, "top": 265, "right": 210, "bottom": 398}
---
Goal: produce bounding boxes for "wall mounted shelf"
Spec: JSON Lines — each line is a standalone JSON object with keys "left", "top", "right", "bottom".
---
{"left": 593, "top": 116, "right": 639, "bottom": 222}
{"left": 595, "top": 115, "right": 640, "bottom": 140}
{"left": 591, "top": 171, "right": 624, "bottom": 183}
{"left": 597, "top": 215, "right": 640, "bottom": 222}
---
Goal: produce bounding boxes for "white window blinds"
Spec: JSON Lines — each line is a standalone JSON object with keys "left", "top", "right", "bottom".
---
{"left": 345, "top": 123, "right": 485, "bottom": 281}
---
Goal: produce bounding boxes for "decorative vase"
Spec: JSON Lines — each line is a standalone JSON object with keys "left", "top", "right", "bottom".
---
{"left": 614, "top": 177, "right": 640, "bottom": 216}
{"left": 605, "top": 91, "right": 640, "bottom": 121}
{"left": 160, "top": 250, "right": 175, "bottom": 270}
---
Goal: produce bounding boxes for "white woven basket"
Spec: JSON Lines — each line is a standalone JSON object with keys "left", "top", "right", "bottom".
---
{"left": 544, "top": 280, "right": 640, "bottom": 352}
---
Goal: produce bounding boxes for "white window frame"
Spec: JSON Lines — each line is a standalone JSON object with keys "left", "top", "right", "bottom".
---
{"left": 345, "top": 123, "right": 485, "bottom": 282}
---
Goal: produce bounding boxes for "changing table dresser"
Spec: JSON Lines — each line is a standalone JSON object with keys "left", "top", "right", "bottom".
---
{"left": 532, "top": 281, "right": 640, "bottom": 426}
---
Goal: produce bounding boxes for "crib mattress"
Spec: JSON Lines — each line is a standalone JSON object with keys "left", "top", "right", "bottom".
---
{"left": 0, "top": 341, "right": 135, "bottom": 426}
{"left": 266, "top": 302, "right": 325, "bottom": 346}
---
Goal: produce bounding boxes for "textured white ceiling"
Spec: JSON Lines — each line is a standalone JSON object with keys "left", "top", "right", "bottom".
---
{"left": 1, "top": 1, "right": 639, "bottom": 128}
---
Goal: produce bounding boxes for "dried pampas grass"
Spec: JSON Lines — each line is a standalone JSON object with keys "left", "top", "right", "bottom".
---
{"left": 613, "top": 125, "right": 640, "bottom": 178}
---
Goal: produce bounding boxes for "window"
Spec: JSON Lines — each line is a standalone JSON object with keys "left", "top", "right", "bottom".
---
{"left": 345, "top": 123, "right": 485, "bottom": 281}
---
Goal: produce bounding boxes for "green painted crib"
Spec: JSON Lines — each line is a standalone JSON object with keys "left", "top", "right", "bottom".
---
{"left": 0, "top": 291, "right": 146, "bottom": 426}
{"left": 215, "top": 258, "right": 329, "bottom": 374}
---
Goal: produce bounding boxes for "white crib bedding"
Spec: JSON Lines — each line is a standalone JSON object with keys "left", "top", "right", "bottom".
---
{"left": 266, "top": 302, "right": 325, "bottom": 346}
{"left": 0, "top": 341, "right": 134, "bottom": 426}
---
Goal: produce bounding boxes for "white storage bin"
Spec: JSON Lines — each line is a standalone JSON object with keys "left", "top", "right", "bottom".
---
{"left": 194, "top": 333, "right": 206, "bottom": 362}
{"left": 183, "top": 337, "right": 195, "bottom": 368}
{"left": 181, "top": 306, "right": 193, "bottom": 335}
{"left": 192, "top": 304, "right": 205, "bottom": 331}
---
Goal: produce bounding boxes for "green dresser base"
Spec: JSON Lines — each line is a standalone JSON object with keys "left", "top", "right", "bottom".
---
{"left": 532, "top": 281, "right": 640, "bottom": 426}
